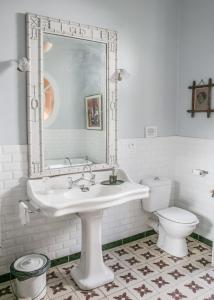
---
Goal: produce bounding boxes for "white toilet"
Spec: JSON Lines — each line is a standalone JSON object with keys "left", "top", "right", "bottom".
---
{"left": 142, "top": 177, "right": 199, "bottom": 257}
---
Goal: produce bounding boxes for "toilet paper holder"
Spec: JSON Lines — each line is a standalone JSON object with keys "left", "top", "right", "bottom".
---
{"left": 192, "top": 169, "right": 208, "bottom": 176}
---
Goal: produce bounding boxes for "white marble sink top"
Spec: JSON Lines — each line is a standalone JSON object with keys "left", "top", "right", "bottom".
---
{"left": 27, "top": 169, "right": 149, "bottom": 217}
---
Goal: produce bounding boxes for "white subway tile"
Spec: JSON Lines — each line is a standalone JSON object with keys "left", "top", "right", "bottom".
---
{"left": 0, "top": 154, "right": 11, "bottom": 163}
{"left": 0, "top": 136, "right": 212, "bottom": 275}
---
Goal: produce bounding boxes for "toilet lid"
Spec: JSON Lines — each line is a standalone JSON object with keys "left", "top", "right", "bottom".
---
{"left": 156, "top": 206, "right": 198, "bottom": 224}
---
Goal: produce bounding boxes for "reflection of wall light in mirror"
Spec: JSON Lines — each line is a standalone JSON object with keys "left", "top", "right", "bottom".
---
{"left": 43, "top": 72, "right": 60, "bottom": 128}
{"left": 43, "top": 41, "right": 53, "bottom": 53}
{"left": 44, "top": 78, "right": 54, "bottom": 121}
{"left": 111, "top": 68, "right": 130, "bottom": 82}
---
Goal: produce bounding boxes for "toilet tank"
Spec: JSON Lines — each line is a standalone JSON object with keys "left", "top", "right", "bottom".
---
{"left": 141, "top": 177, "right": 172, "bottom": 212}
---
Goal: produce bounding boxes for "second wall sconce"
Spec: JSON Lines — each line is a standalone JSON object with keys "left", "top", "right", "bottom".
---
{"left": 111, "top": 68, "right": 130, "bottom": 82}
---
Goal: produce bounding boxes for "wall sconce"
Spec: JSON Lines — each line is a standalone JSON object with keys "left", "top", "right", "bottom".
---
{"left": 111, "top": 68, "right": 130, "bottom": 82}
{"left": 17, "top": 57, "right": 30, "bottom": 72}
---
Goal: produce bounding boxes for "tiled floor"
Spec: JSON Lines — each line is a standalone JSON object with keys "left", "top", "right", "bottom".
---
{"left": 1, "top": 234, "right": 214, "bottom": 299}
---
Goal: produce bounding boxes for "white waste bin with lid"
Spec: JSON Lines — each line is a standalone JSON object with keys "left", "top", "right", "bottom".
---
{"left": 10, "top": 253, "right": 50, "bottom": 300}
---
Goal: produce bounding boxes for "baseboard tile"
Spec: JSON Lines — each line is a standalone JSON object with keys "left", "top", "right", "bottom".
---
{"left": 0, "top": 229, "right": 156, "bottom": 284}
{"left": 1, "top": 230, "right": 211, "bottom": 284}
{"left": 190, "top": 232, "right": 212, "bottom": 247}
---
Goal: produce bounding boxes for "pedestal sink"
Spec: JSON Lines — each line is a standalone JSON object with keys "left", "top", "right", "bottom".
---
{"left": 27, "top": 169, "right": 149, "bottom": 290}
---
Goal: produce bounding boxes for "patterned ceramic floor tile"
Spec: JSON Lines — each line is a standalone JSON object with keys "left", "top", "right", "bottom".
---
{"left": 186, "top": 236, "right": 197, "bottom": 244}
{"left": 135, "top": 248, "right": 159, "bottom": 263}
{"left": 103, "top": 251, "right": 118, "bottom": 264}
{"left": 139, "top": 236, "right": 158, "bottom": 249}
{"left": 148, "top": 294, "right": 168, "bottom": 300}
{"left": 64, "top": 275, "right": 80, "bottom": 291}
{"left": 110, "top": 246, "right": 134, "bottom": 260}
{"left": 146, "top": 272, "right": 177, "bottom": 293}
{"left": 75, "top": 288, "right": 105, "bottom": 300}
{"left": 98, "top": 279, "right": 124, "bottom": 296}
{"left": 116, "top": 270, "right": 142, "bottom": 288}
{"left": 57, "top": 261, "right": 78, "bottom": 279}
{"left": 0, "top": 282, "right": 15, "bottom": 300}
{"left": 193, "top": 254, "right": 212, "bottom": 271}
{"left": 127, "top": 281, "right": 158, "bottom": 299}
{"left": 181, "top": 249, "right": 200, "bottom": 263}
{"left": 195, "top": 289, "right": 214, "bottom": 300}
{"left": 107, "top": 288, "right": 138, "bottom": 300}
{"left": 166, "top": 277, "right": 208, "bottom": 299}
{"left": 106, "top": 260, "right": 130, "bottom": 275}
{"left": 47, "top": 279, "right": 74, "bottom": 299}
{"left": 122, "top": 254, "right": 144, "bottom": 268}
{"left": 179, "top": 260, "right": 205, "bottom": 276}
{"left": 160, "top": 287, "right": 189, "bottom": 300}
{"left": 150, "top": 245, "right": 166, "bottom": 257}
{"left": 190, "top": 243, "right": 211, "bottom": 255}
{"left": 194, "top": 269, "right": 214, "bottom": 289}
{"left": 125, "top": 242, "right": 145, "bottom": 254}
{"left": 1, "top": 235, "right": 213, "bottom": 300}
{"left": 47, "top": 267, "right": 64, "bottom": 283}
{"left": 164, "top": 254, "right": 186, "bottom": 266}
{"left": 47, "top": 292, "right": 78, "bottom": 300}
{"left": 132, "top": 262, "right": 157, "bottom": 280}
{"left": 149, "top": 256, "right": 173, "bottom": 272}
{"left": 165, "top": 266, "right": 191, "bottom": 285}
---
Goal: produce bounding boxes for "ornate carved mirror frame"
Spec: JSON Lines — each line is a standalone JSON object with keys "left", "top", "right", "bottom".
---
{"left": 26, "top": 13, "right": 117, "bottom": 178}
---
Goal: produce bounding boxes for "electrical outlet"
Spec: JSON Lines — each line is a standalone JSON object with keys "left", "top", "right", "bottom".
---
{"left": 145, "top": 126, "right": 158, "bottom": 138}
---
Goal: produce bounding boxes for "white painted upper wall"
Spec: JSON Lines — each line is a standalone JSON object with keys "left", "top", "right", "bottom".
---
{"left": 0, "top": 0, "right": 178, "bottom": 144}
{"left": 176, "top": 0, "right": 214, "bottom": 138}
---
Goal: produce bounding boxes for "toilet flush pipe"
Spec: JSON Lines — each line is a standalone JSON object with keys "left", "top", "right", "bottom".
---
{"left": 147, "top": 217, "right": 159, "bottom": 233}
{"left": 140, "top": 198, "right": 159, "bottom": 233}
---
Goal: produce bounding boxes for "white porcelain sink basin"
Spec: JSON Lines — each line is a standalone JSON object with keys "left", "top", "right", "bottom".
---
{"left": 27, "top": 169, "right": 149, "bottom": 290}
{"left": 27, "top": 169, "right": 149, "bottom": 217}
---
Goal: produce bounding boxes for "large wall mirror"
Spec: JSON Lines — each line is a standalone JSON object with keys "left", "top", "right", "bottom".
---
{"left": 26, "top": 14, "right": 117, "bottom": 178}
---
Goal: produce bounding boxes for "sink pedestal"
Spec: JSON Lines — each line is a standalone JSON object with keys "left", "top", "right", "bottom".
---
{"left": 70, "top": 210, "right": 114, "bottom": 290}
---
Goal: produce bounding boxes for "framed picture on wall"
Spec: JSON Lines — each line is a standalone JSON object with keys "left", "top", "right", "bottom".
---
{"left": 187, "top": 78, "right": 214, "bottom": 118}
{"left": 85, "top": 94, "right": 102, "bottom": 130}
{"left": 194, "top": 86, "right": 209, "bottom": 111}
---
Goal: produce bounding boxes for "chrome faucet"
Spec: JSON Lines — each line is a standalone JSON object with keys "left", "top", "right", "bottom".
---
{"left": 64, "top": 157, "right": 72, "bottom": 165}
{"left": 68, "top": 176, "right": 84, "bottom": 189}
{"left": 82, "top": 164, "right": 95, "bottom": 185}
{"left": 67, "top": 164, "right": 95, "bottom": 190}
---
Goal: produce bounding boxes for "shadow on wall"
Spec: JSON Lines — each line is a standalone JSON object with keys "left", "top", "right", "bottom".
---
{"left": 16, "top": 12, "right": 27, "bottom": 144}
{"left": 174, "top": 181, "right": 212, "bottom": 237}
{"left": 0, "top": 61, "right": 15, "bottom": 74}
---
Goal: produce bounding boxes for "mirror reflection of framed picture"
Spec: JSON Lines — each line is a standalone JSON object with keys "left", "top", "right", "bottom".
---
{"left": 194, "top": 86, "right": 209, "bottom": 111}
{"left": 85, "top": 94, "right": 102, "bottom": 130}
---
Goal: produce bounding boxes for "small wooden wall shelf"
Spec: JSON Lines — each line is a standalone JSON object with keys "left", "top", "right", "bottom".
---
{"left": 187, "top": 78, "right": 214, "bottom": 118}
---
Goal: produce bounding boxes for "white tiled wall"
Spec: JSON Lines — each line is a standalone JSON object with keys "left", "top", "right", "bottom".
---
{"left": 174, "top": 137, "right": 214, "bottom": 241}
{"left": 0, "top": 137, "right": 174, "bottom": 275}
{"left": 0, "top": 136, "right": 214, "bottom": 275}
{"left": 44, "top": 129, "right": 106, "bottom": 163}
{"left": 44, "top": 129, "right": 86, "bottom": 160}
{"left": 85, "top": 130, "right": 106, "bottom": 163}
{"left": 118, "top": 137, "right": 175, "bottom": 182}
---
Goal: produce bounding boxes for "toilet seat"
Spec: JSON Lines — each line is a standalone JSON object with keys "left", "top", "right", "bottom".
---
{"left": 155, "top": 206, "right": 199, "bottom": 225}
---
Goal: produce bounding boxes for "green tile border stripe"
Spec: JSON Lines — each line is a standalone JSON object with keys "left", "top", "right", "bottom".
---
{"left": 0, "top": 229, "right": 156, "bottom": 284}
{"left": 190, "top": 232, "right": 213, "bottom": 247}
{"left": 1, "top": 230, "right": 212, "bottom": 284}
